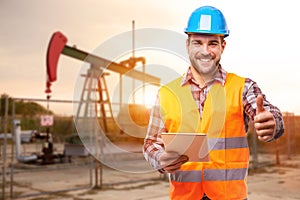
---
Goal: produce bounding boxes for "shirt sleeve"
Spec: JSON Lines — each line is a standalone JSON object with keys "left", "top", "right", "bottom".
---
{"left": 143, "top": 94, "right": 166, "bottom": 172}
{"left": 243, "top": 78, "right": 284, "bottom": 140}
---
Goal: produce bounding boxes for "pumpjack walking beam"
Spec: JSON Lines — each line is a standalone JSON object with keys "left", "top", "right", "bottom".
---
{"left": 46, "top": 31, "right": 160, "bottom": 94}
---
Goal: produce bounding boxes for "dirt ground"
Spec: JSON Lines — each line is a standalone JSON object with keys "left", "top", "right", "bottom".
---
{"left": 2, "top": 143, "right": 300, "bottom": 200}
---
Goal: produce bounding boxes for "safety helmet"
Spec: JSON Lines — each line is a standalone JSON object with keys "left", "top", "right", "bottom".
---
{"left": 184, "top": 6, "right": 229, "bottom": 37}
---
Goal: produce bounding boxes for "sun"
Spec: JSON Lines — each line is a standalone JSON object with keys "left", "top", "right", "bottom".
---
{"left": 129, "top": 84, "right": 159, "bottom": 108}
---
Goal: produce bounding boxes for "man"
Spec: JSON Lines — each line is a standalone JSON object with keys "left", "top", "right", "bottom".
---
{"left": 143, "top": 5, "right": 284, "bottom": 200}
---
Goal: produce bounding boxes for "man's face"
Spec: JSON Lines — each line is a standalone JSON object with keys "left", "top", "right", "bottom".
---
{"left": 186, "top": 34, "right": 226, "bottom": 77}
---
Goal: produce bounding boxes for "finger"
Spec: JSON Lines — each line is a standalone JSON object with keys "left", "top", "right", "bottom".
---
{"left": 255, "top": 128, "right": 274, "bottom": 137}
{"left": 175, "top": 155, "right": 189, "bottom": 164}
{"left": 160, "top": 152, "right": 184, "bottom": 167}
{"left": 160, "top": 151, "right": 180, "bottom": 163}
{"left": 161, "top": 154, "right": 188, "bottom": 169}
{"left": 254, "top": 119, "right": 275, "bottom": 130}
{"left": 256, "top": 94, "right": 265, "bottom": 114}
{"left": 164, "top": 157, "right": 188, "bottom": 169}
{"left": 162, "top": 154, "right": 188, "bottom": 167}
{"left": 164, "top": 161, "right": 184, "bottom": 173}
{"left": 164, "top": 155, "right": 189, "bottom": 173}
{"left": 258, "top": 135, "right": 273, "bottom": 142}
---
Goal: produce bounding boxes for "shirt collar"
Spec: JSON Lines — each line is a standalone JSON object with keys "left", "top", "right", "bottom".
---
{"left": 181, "top": 65, "right": 227, "bottom": 87}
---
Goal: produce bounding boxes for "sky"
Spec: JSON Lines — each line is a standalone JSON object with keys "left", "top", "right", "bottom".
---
{"left": 1, "top": 0, "right": 300, "bottom": 115}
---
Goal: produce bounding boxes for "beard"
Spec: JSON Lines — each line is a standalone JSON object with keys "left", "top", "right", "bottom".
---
{"left": 190, "top": 59, "right": 220, "bottom": 76}
{"left": 189, "top": 55, "right": 220, "bottom": 76}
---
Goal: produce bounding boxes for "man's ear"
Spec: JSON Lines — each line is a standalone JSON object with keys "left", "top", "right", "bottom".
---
{"left": 186, "top": 38, "right": 190, "bottom": 52}
{"left": 221, "top": 40, "right": 226, "bottom": 53}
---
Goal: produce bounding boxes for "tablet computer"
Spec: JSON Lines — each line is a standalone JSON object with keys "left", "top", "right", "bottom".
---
{"left": 161, "top": 133, "right": 209, "bottom": 162}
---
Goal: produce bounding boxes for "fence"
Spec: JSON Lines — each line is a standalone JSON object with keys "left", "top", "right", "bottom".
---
{"left": 0, "top": 96, "right": 95, "bottom": 199}
{"left": 0, "top": 96, "right": 161, "bottom": 199}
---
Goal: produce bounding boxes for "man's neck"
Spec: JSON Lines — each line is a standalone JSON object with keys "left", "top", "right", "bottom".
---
{"left": 190, "top": 66, "right": 219, "bottom": 88}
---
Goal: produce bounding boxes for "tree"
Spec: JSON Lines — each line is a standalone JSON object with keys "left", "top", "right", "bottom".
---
{"left": 0, "top": 94, "right": 53, "bottom": 117}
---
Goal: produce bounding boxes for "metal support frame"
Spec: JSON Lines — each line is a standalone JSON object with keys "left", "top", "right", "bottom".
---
{"left": 75, "top": 65, "right": 112, "bottom": 132}
{"left": 74, "top": 65, "right": 106, "bottom": 188}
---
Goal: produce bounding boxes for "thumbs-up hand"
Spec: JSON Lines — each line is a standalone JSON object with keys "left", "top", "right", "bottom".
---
{"left": 254, "top": 94, "right": 276, "bottom": 142}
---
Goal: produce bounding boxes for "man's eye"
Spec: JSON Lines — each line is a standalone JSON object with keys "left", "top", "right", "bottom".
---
{"left": 209, "top": 42, "right": 219, "bottom": 46}
{"left": 192, "top": 41, "right": 200, "bottom": 45}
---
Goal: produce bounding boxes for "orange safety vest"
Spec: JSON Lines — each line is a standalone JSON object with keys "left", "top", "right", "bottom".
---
{"left": 159, "top": 73, "right": 249, "bottom": 200}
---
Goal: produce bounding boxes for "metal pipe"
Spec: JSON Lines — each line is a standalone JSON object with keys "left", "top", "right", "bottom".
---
{"left": 14, "top": 119, "right": 21, "bottom": 158}
{"left": 286, "top": 112, "right": 291, "bottom": 159}
{"left": 10, "top": 100, "right": 15, "bottom": 198}
{"left": 13, "top": 119, "right": 38, "bottom": 163}
{"left": 132, "top": 20, "right": 135, "bottom": 58}
{"left": 2, "top": 96, "right": 8, "bottom": 200}
{"left": 119, "top": 74, "right": 122, "bottom": 111}
{"left": 12, "top": 97, "right": 80, "bottom": 103}
{"left": 142, "top": 64, "right": 145, "bottom": 105}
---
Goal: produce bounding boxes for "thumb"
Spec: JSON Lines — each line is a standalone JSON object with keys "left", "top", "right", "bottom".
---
{"left": 256, "top": 94, "right": 265, "bottom": 114}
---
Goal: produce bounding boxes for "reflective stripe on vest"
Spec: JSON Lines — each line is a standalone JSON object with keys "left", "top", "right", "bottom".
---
{"left": 208, "top": 137, "right": 248, "bottom": 150}
{"left": 170, "top": 170, "right": 202, "bottom": 182}
{"left": 169, "top": 168, "right": 248, "bottom": 182}
{"left": 204, "top": 168, "right": 248, "bottom": 181}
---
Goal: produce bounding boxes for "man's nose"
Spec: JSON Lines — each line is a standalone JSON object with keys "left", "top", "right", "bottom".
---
{"left": 199, "top": 44, "right": 210, "bottom": 55}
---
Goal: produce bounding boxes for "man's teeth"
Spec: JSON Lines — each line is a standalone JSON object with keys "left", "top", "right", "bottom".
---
{"left": 200, "top": 59, "right": 210, "bottom": 62}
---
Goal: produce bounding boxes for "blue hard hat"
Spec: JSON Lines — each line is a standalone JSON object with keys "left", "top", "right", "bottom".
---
{"left": 184, "top": 6, "right": 229, "bottom": 37}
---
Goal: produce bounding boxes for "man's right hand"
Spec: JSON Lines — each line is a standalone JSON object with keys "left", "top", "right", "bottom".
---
{"left": 159, "top": 151, "right": 189, "bottom": 173}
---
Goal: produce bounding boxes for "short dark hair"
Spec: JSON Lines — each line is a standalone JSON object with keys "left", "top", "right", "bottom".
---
{"left": 187, "top": 34, "right": 225, "bottom": 43}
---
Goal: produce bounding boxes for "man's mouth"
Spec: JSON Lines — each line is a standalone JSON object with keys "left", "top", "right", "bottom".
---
{"left": 199, "top": 58, "right": 211, "bottom": 62}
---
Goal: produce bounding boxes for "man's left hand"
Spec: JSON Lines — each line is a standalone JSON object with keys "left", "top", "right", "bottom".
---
{"left": 254, "top": 94, "right": 276, "bottom": 142}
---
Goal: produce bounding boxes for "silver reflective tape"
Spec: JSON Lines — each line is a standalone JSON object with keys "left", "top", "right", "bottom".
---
{"left": 204, "top": 168, "right": 248, "bottom": 181}
{"left": 208, "top": 137, "right": 249, "bottom": 150}
{"left": 199, "top": 14, "right": 211, "bottom": 31}
{"left": 169, "top": 170, "right": 202, "bottom": 182}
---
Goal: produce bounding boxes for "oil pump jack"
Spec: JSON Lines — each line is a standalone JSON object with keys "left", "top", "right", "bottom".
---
{"left": 45, "top": 29, "right": 160, "bottom": 145}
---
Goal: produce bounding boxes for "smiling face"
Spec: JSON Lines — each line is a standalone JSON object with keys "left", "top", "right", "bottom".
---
{"left": 186, "top": 34, "right": 226, "bottom": 82}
